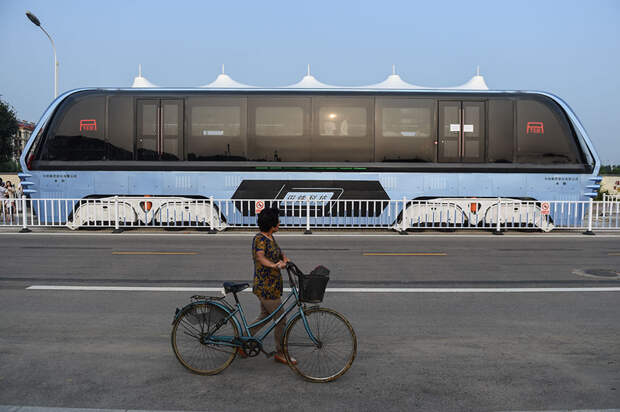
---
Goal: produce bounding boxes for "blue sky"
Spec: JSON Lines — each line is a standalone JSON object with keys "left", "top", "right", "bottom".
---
{"left": 1, "top": 0, "right": 619, "bottom": 162}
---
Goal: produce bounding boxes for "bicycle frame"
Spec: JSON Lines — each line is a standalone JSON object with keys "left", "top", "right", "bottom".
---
{"left": 206, "top": 265, "right": 320, "bottom": 349}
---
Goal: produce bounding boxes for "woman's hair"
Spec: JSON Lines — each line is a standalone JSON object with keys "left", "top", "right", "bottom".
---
{"left": 257, "top": 207, "right": 280, "bottom": 232}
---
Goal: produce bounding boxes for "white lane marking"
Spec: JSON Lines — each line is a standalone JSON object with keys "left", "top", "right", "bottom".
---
{"left": 25, "top": 285, "right": 620, "bottom": 293}
{"left": 0, "top": 406, "right": 208, "bottom": 412}
{"left": 503, "top": 410, "right": 620, "bottom": 412}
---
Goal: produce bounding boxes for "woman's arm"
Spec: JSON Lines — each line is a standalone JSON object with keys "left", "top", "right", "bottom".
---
{"left": 256, "top": 250, "right": 285, "bottom": 269}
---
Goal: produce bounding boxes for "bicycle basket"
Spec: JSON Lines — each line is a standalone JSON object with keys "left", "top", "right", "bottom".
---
{"left": 298, "top": 266, "right": 330, "bottom": 303}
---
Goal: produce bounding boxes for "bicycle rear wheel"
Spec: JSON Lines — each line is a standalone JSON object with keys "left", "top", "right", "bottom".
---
{"left": 171, "top": 302, "right": 239, "bottom": 375}
{"left": 283, "top": 307, "right": 356, "bottom": 382}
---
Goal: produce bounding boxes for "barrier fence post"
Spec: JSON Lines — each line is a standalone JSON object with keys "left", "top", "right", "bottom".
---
{"left": 112, "top": 196, "right": 123, "bottom": 233}
{"left": 602, "top": 193, "right": 607, "bottom": 218}
{"left": 493, "top": 197, "right": 503, "bottom": 235}
{"left": 399, "top": 197, "right": 408, "bottom": 234}
{"left": 304, "top": 198, "right": 312, "bottom": 234}
{"left": 583, "top": 197, "right": 595, "bottom": 235}
{"left": 208, "top": 196, "right": 216, "bottom": 234}
{"left": 19, "top": 195, "right": 31, "bottom": 233}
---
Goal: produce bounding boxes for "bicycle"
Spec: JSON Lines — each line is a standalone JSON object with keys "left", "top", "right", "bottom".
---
{"left": 171, "top": 262, "right": 357, "bottom": 382}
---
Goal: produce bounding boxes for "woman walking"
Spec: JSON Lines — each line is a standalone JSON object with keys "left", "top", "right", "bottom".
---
{"left": 249, "top": 207, "right": 296, "bottom": 365}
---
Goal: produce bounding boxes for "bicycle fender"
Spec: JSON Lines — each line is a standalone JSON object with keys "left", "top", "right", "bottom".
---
{"left": 171, "top": 300, "right": 241, "bottom": 333}
{"left": 284, "top": 310, "right": 302, "bottom": 331}
{"left": 284, "top": 307, "right": 321, "bottom": 347}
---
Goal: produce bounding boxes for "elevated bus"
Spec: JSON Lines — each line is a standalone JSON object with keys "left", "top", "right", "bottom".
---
{"left": 19, "top": 88, "right": 601, "bottom": 229}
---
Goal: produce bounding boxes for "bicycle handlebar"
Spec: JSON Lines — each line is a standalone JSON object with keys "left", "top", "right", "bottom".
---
{"left": 285, "top": 261, "right": 302, "bottom": 289}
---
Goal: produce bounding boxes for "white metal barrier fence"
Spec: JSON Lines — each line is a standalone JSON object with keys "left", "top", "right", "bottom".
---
{"left": 1, "top": 196, "right": 619, "bottom": 233}
{"left": 602, "top": 193, "right": 620, "bottom": 220}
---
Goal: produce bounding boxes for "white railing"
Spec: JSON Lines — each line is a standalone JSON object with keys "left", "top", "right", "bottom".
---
{"left": 1, "top": 196, "right": 620, "bottom": 233}
{"left": 602, "top": 193, "right": 620, "bottom": 220}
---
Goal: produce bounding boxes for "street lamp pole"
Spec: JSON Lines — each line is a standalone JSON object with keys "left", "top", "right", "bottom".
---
{"left": 26, "top": 11, "right": 58, "bottom": 98}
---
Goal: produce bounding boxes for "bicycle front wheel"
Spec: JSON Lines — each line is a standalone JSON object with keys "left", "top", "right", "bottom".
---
{"left": 171, "top": 302, "right": 239, "bottom": 375}
{"left": 283, "top": 307, "right": 357, "bottom": 382}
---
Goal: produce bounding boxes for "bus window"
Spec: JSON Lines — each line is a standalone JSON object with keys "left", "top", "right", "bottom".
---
{"left": 516, "top": 98, "right": 580, "bottom": 164}
{"left": 108, "top": 96, "right": 134, "bottom": 160}
{"left": 487, "top": 99, "right": 514, "bottom": 163}
{"left": 256, "top": 107, "right": 303, "bottom": 136}
{"left": 318, "top": 107, "right": 366, "bottom": 137}
{"left": 312, "top": 97, "right": 372, "bottom": 162}
{"left": 248, "top": 97, "right": 311, "bottom": 161}
{"left": 40, "top": 94, "right": 106, "bottom": 161}
{"left": 187, "top": 97, "right": 246, "bottom": 161}
{"left": 375, "top": 98, "right": 434, "bottom": 162}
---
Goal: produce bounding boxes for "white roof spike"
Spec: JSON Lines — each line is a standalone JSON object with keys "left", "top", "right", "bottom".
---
{"left": 201, "top": 68, "right": 253, "bottom": 88}
{"left": 477, "top": 65, "right": 480, "bottom": 76}
{"left": 286, "top": 66, "right": 335, "bottom": 88}
{"left": 222, "top": 64, "right": 225, "bottom": 74}
{"left": 131, "top": 64, "right": 157, "bottom": 88}
{"left": 448, "top": 72, "right": 489, "bottom": 90}
{"left": 359, "top": 67, "right": 423, "bottom": 89}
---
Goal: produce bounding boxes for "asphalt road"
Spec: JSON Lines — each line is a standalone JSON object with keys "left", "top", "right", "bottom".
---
{"left": 1, "top": 232, "right": 619, "bottom": 411}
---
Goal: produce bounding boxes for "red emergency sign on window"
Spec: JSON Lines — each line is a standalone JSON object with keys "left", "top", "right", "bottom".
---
{"left": 526, "top": 121, "right": 544, "bottom": 134}
{"left": 79, "top": 119, "right": 97, "bottom": 131}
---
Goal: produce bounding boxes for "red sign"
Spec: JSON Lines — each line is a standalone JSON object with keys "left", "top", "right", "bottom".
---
{"left": 541, "top": 202, "right": 550, "bottom": 215}
{"left": 79, "top": 119, "right": 97, "bottom": 131}
{"left": 526, "top": 122, "right": 544, "bottom": 134}
{"left": 255, "top": 200, "right": 265, "bottom": 213}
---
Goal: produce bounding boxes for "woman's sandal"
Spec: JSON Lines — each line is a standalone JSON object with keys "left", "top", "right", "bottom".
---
{"left": 274, "top": 353, "right": 297, "bottom": 365}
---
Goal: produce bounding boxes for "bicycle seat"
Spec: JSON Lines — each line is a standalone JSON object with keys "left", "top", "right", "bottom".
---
{"left": 223, "top": 282, "right": 250, "bottom": 294}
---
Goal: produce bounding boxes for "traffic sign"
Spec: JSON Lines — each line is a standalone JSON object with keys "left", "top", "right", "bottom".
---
{"left": 255, "top": 200, "right": 265, "bottom": 213}
{"left": 541, "top": 202, "right": 550, "bottom": 215}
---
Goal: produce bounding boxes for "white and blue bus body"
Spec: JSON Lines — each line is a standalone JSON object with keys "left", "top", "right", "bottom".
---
{"left": 19, "top": 88, "right": 601, "bottom": 227}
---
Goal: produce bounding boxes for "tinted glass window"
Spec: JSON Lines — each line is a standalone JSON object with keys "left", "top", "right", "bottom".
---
{"left": 318, "top": 106, "right": 366, "bottom": 137}
{"left": 248, "top": 97, "right": 311, "bottom": 161}
{"left": 438, "top": 101, "right": 461, "bottom": 162}
{"left": 256, "top": 107, "right": 303, "bottom": 136}
{"left": 376, "top": 98, "right": 434, "bottom": 162}
{"left": 161, "top": 101, "right": 182, "bottom": 161}
{"left": 40, "top": 94, "right": 106, "bottom": 161}
{"left": 516, "top": 98, "right": 579, "bottom": 164}
{"left": 136, "top": 100, "right": 159, "bottom": 161}
{"left": 108, "top": 96, "right": 133, "bottom": 160}
{"left": 312, "top": 97, "right": 372, "bottom": 162}
{"left": 462, "top": 101, "right": 484, "bottom": 162}
{"left": 187, "top": 97, "right": 246, "bottom": 161}
{"left": 488, "top": 99, "right": 514, "bottom": 163}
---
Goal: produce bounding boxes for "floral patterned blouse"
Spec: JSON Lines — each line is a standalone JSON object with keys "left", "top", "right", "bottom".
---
{"left": 252, "top": 233, "right": 283, "bottom": 299}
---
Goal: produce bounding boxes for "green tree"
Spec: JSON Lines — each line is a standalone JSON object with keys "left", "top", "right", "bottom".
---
{"left": 600, "top": 164, "right": 620, "bottom": 175}
{"left": 0, "top": 98, "right": 18, "bottom": 162}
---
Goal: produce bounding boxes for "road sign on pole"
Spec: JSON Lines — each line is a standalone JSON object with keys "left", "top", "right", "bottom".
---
{"left": 541, "top": 202, "right": 550, "bottom": 215}
{"left": 255, "top": 200, "right": 265, "bottom": 214}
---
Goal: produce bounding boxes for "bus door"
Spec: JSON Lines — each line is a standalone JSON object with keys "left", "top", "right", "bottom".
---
{"left": 136, "top": 99, "right": 183, "bottom": 160}
{"left": 438, "top": 101, "right": 485, "bottom": 162}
